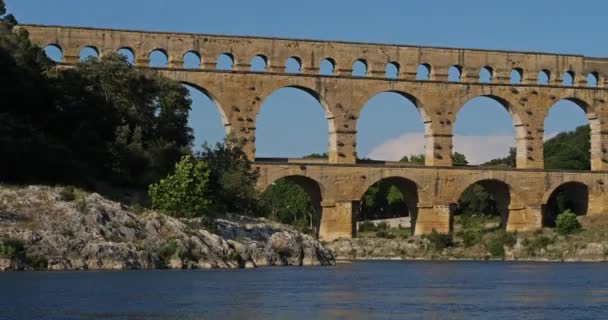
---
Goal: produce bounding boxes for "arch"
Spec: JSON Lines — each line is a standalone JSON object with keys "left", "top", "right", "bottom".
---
{"left": 255, "top": 86, "right": 332, "bottom": 158}
{"left": 43, "top": 44, "right": 62, "bottom": 63}
{"left": 285, "top": 56, "right": 302, "bottom": 73}
{"left": 562, "top": 71, "right": 574, "bottom": 86}
{"left": 452, "top": 179, "right": 515, "bottom": 230}
{"left": 543, "top": 181, "right": 589, "bottom": 227}
{"left": 586, "top": 72, "right": 599, "bottom": 87}
{"left": 416, "top": 64, "right": 431, "bottom": 80}
{"left": 453, "top": 95, "right": 522, "bottom": 165}
{"left": 149, "top": 49, "right": 168, "bottom": 68}
{"left": 116, "top": 47, "right": 135, "bottom": 64}
{"left": 537, "top": 69, "right": 550, "bottom": 85}
{"left": 319, "top": 58, "right": 335, "bottom": 75}
{"left": 183, "top": 51, "right": 201, "bottom": 69}
{"left": 216, "top": 53, "right": 234, "bottom": 70}
{"left": 356, "top": 91, "right": 427, "bottom": 161}
{"left": 385, "top": 62, "right": 399, "bottom": 79}
{"left": 259, "top": 175, "right": 325, "bottom": 235}
{"left": 448, "top": 65, "right": 462, "bottom": 82}
{"left": 358, "top": 176, "right": 420, "bottom": 235}
{"left": 510, "top": 68, "right": 522, "bottom": 84}
{"left": 543, "top": 98, "right": 593, "bottom": 170}
{"left": 479, "top": 66, "right": 493, "bottom": 83}
{"left": 79, "top": 46, "right": 99, "bottom": 61}
{"left": 180, "top": 82, "right": 229, "bottom": 150}
{"left": 250, "top": 54, "right": 267, "bottom": 72}
{"left": 352, "top": 59, "right": 367, "bottom": 77}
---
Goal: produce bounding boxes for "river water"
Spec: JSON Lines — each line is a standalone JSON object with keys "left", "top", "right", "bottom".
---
{"left": 1, "top": 261, "right": 607, "bottom": 320}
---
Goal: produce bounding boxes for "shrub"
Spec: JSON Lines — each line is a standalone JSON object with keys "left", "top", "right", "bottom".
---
{"left": 523, "top": 235, "right": 553, "bottom": 257}
{"left": 59, "top": 186, "right": 76, "bottom": 201}
{"left": 358, "top": 221, "right": 377, "bottom": 233}
{"left": 25, "top": 255, "right": 48, "bottom": 270}
{"left": 462, "top": 228, "right": 484, "bottom": 247}
{"left": 424, "top": 230, "right": 453, "bottom": 251}
{"left": 149, "top": 155, "right": 211, "bottom": 217}
{"left": 376, "top": 222, "right": 389, "bottom": 231}
{"left": 159, "top": 239, "right": 178, "bottom": 265}
{"left": 484, "top": 231, "right": 516, "bottom": 258}
{"left": 375, "top": 229, "right": 396, "bottom": 239}
{"left": 555, "top": 210, "right": 582, "bottom": 235}
{"left": 0, "top": 238, "right": 24, "bottom": 259}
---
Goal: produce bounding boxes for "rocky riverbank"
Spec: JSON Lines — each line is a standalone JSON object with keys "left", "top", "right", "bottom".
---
{"left": 0, "top": 185, "right": 334, "bottom": 271}
{"left": 325, "top": 216, "right": 608, "bottom": 262}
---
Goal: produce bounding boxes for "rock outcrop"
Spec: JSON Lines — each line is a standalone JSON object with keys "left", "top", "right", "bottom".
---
{"left": 0, "top": 185, "right": 334, "bottom": 271}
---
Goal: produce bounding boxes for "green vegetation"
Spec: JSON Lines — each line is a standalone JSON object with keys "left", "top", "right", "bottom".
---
{"left": 484, "top": 230, "right": 516, "bottom": 258}
{"left": 0, "top": 238, "right": 23, "bottom": 259}
{"left": 522, "top": 235, "right": 553, "bottom": 257}
{"left": 159, "top": 239, "right": 179, "bottom": 265}
{"left": 259, "top": 178, "right": 317, "bottom": 230}
{"left": 149, "top": 155, "right": 211, "bottom": 217}
{"left": 555, "top": 210, "right": 582, "bottom": 235}
{"left": 424, "top": 230, "right": 453, "bottom": 251}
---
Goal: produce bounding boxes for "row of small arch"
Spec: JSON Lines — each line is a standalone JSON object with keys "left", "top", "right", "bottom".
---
{"left": 45, "top": 44, "right": 602, "bottom": 87}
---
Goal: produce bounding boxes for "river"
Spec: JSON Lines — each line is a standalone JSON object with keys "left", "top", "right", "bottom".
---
{"left": 1, "top": 261, "right": 607, "bottom": 319}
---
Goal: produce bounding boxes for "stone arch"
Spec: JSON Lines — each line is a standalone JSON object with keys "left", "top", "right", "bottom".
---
{"left": 451, "top": 178, "right": 521, "bottom": 230}
{"left": 183, "top": 51, "right": 201, "bottom": 69}
{"left": 259, "top": 174, "right": 328, "bottom": 234}
{"left": 586, "top": 72, "right": 599, "bottom": 87}
{"left": 149, "top": 48, "right": 168, "bottom": 68}
{"left": 352, "top": 59, "right": 368, "bottom": 77}
{"left": 357, "top": 176, "right": 420, "bottom": 234}
{"left": 355, "top": 90, "right": 428, "bottom": 161}
{"left": 537, "top": 69, "right": 550, "bottom": 85}
{"left": 385, "top": 62, "right": 399, "bottom": 79}
{"left": 319, "top": 57, "right": 335, "bottom": 75}
{"left": 416, "top": 63, "right": 431, "bottom": 80}
{"left": 116, "top": 47, "right": 135, "bottom": 64}
{"left": 542, "top": 181, "right": 589, "bottom": 226}
{"left": 250, "top": 54, "right": 268, "bottom": 72}
{"left": 510, "top": 68, "right": 523, "bottom": 84}
{"left": 255, "top": 85, "right": 335, "bottom": 158}
{"left": 562, "top": 70, "right": 575, "bottom": 86}
{"left": 179, "top": 81, "right": 230, "bottom": 133}
{"left": 542, "top": 97, "right": 597, "bottom": 170}
{"left": 79, "top": 46, "right": 99, "bottom": 61}
{"left": 454, "top": 94, "right": 525, "bottom": 166}
{"left": 479, "top": 66, "right": 493, "bottom": 83}
{"left": 216, "top": 53, "right": 234, "bottom": 70}
{"left": 43, "top": 44, "right": 63, "bottom": 62}
{"left": 448, "top": 65, "right": 462, "bottom": 82}
{"left": 285, "top": 56, "right": 302, "bottom": 73}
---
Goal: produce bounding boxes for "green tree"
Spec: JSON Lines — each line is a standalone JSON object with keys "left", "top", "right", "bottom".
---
{"left": 148, "top": 155, "right": 211, "bottom": 217}
{"left": 453, "top": 152, "right": 468, "bottom": 166}
{"left": 400, "top": 154, "right": 425, "bottom": 164}
{"left": 197, "top": 139, "right": 259, "bottom": 215}
{"left": 259, "top": 179, "right": 317, "bottom": 230}
{"left": 555, "top": 210, "right": 582, "bottom": 235}
{"left": 482, "top": 147, "right": 516, "bottom": 167}
{"left": 303, "top": 152, "right": 328, "bottom": 159}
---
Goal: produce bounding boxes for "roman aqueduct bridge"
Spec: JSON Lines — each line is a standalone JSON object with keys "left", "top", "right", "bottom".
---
{"left": 18, "top": 24, "right": 608, "bottom": 240}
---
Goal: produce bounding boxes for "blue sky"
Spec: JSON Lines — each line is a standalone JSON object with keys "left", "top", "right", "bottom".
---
{"left": 8, "top": 0, "right": 598, "bottom": 162}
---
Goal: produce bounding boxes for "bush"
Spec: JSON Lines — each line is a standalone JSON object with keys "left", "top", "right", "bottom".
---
{"left": 358, "top": 221, "right": 377, "bottom": 232}
{"left": 462, "top": 228, "right": 484, "bottom": 247}
{"left": 555, "top": 210, "right": 582, "bottom": 235}
{"left": 159, "top": 239, "right": 179, "bottom": 265}
{"left": 376, "top": 222, "right": 389, "bottom": 231}
{"left": 424, "top": 230, "right": 453, "bottom": 251}
{"left": 375, "top": 229, "right": 396, "bottom": 239}
{"left": 0, "top": 238, "right": 24, "bottom": 259}
{"left": 484, "top": 231, "right": 516, "bottom": 258}
{"left": 59, "top": 186, "right": 76, "bottom": 201}
{"left": 523, "top": 235, "right": 553, "bottom": 257}
{"left": 25, "top": 255, "right": 48, "bottom": 270}
{"left": 149, "top": 155, "right": 211, "bottom": 217}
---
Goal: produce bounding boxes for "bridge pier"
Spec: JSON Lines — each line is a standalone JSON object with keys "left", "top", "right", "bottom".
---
{"left": 414, "top": 204, "right": 453, "bottom": 235}
{"left": 318, "top": 201, "right": 356, "bottom": 241}
{"left": 506, "top": 205, "right": 542, "bottom": 232}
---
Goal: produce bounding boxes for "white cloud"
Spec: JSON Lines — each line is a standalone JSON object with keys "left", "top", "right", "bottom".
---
{"left": 367, "top": 133, "right": 517, "bottom": 165}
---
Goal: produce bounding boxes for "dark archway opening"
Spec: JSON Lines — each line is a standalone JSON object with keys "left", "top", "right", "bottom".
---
{"left": 543, "top": 182, "right": 588, "bottom": 227}
{"left": 259, "top": 176, "right": 323, "bottom": 236}
{"left": 358, "top": 177, "right": 418, "bottom": 237}
{"left": 453, "top": 180, "right": 511, "bottom": 232}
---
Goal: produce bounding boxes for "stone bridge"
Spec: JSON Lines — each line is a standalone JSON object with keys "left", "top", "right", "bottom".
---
{"left": 17, "top": 24, "right": 608, "bottom": 240}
